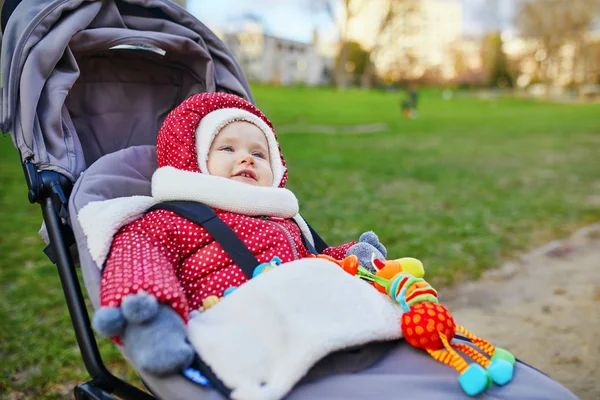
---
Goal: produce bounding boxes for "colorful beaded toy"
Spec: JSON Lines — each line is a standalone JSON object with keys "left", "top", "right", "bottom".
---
{"left": 202, "top": 253, "right": 516, "bottom": 396}
{"left": 309, "top": 253, "right": 516, "bottom": 397}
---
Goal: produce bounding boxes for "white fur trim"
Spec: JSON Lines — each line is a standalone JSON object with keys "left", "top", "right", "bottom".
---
{"left": 292, "top": 214, "right": 314, "bottom": 248}
{"left": 188, "top": 258, "right": 403, "bottom": 400}
{"left": 152, "top": 166, "right": 298, "bottom": 218}
{"left": 78, "top": 167, "right": 314, "bottom": 269}
{"left": 78, "top": 196, "right": 154, "bottom": 267}
{"left": 195, "top": 108, "right": 286, "bottom": 187}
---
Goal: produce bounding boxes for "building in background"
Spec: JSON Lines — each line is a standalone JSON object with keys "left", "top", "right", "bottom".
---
{"left": 347, "top": 0, "right": 463, "bottom": 81}
{"left": 219, "top": 21, "right": 333, "bottom": 86}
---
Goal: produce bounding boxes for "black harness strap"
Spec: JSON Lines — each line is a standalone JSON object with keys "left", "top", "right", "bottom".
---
{"left": 303, "top": 236, "right": 318, "bottom": 255}
{"left": 148, "top": 201, "right": 329, "bottom": 272}
{"left": 147, "top": 201, "right": 253, "bottom": 398}
{"left": 307, "top": 223, "right": 329, "bottom": 253}
{"left": 147, "top": 201, "right": 260, "bottom": 279}
{"left": 147, "top": 201, "right": 331, "bottom": 398}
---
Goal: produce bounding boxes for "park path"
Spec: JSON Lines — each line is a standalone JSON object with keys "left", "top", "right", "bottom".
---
{"left": 440, "top": 223, "right": 600, "bottom": 400}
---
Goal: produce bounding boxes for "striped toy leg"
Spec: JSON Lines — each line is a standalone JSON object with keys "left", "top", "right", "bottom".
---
{"left": 437, "top": 332, "right": 469, "bottom": 373}
{"left": 437, "top": 332, "right": 492, "bottom": 396}
{"left": 451, "top": 343, "right": 491, "bottom": 369}
{"left": 454, "top": 327, "right": 515, "bottom": 386}
{"left": 455, "top": 325, "right": 495, "bottom": 357}
{"left": 426, "top": 347, "right": 469, "bottom": 375}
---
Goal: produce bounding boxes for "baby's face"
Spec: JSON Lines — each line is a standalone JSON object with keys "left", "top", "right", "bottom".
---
{"left": 207, "top": 121, "right": 273, "bottom": 187}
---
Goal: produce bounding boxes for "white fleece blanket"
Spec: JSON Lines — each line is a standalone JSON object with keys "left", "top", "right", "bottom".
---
{"left": 187, "top": 257, "right": 404, "bottom": 400}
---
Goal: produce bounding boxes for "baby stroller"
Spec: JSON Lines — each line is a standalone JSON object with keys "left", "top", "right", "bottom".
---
{"left": 0, "top": 0, "right": 579, "bottom": 399}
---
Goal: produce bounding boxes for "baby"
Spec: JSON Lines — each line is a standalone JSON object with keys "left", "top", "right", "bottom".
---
{"left": 91, "top": 92, "right": 387, "bottom": 375}
{"left": 207, "top": 120, "right": 273, "bottom": 186}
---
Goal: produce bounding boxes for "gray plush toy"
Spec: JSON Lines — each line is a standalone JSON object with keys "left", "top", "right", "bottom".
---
{"left": 93, "top": 292, "right": 195, "bottom": 376}
{"left": 345, "top": 231, "right": 387, "bottom": 273}
{"left": 93, "top": 231, "right": 387, "bottom": 376}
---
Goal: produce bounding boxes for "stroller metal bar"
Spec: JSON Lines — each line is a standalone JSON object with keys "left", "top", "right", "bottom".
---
{"left": 41, "top": 194, "right": 155, "bottom": 400}
{"left": 75, "top": 380, "right": 118, "bottom": 400}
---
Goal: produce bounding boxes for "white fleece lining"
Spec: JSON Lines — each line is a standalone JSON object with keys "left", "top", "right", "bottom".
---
{"left": 291, "top": 214, "right": 314, "bottom": 248}
{"left": 195, "top": 108, "right": 286, "bottom": 187}
{"left": 78, "top": 166, "right": 314, "bottom": 268}
{"left": 188, "top": 257, "right": 404, "bottom": 400}
{"left": 152, "top": 166, "right": 299, "bottom": 217}
{"left": 78, "top": 196, "right": 154, "bottom": 267}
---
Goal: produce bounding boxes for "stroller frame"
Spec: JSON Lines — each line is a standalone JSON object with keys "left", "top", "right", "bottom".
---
{"left": 25, "top": 160, "right": 154, "bottom": 400}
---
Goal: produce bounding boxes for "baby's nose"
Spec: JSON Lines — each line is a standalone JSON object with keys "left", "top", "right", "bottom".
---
{"left": 238, "top": 154, "right": 254, "bottom": 165}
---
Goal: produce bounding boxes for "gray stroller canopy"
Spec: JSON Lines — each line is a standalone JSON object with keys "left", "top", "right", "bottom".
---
{"left": 1, "top": 0, "right": 252, "bottom": 182}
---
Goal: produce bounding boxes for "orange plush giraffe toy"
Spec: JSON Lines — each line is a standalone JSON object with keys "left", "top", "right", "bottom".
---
{"left": 313, "top": 254, "right": 517, "bottom": 397}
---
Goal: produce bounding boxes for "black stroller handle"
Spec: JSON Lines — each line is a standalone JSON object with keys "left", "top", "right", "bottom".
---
{"left": 33, "top": 166, "right": 155, "bottom": 400}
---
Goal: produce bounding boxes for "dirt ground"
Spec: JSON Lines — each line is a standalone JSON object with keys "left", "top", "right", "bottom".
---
{"left": 440, "top": 223, "right": 600, "bottom": 400}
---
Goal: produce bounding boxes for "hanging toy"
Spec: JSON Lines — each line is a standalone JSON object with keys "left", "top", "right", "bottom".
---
{"left": 305, "top": 253, "right": 360, "bottom": 275}
{"left": 370, "top": 255, "right": 424, "bottom": 293}
{"left": 201, "top": 295, "right": 221, "bottom": 311}
{"left": 328, "top": 254, "right": 516, "bottom": 397}
{"left": 252, "top": 256, "right": 282, "bottom": 277}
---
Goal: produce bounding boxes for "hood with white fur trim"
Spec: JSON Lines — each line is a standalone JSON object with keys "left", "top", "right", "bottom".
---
{"left": 157, "top": 92, "right": 288, "bottom": 188}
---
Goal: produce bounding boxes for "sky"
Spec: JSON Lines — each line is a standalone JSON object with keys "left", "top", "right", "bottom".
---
{"left": 188, "top": 0, "right": 518, "bottom": 43}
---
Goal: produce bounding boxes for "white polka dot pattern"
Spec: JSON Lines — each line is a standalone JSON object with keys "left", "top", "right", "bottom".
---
{"left": 99, "top": 92, "right": 356, "bottom": 322}
{"left": 100, "top": 209, "right": 356, "bottom": 321}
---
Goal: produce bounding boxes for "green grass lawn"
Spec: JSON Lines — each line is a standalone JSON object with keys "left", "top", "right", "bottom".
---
{"left": 1, "top": 85, "right": 599, "bottom": 398}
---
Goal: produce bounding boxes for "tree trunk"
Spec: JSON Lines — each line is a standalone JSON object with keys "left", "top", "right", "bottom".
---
{"left": 336, "top": 41, "right": 349, "bottom": 90}
{"left": 334, "top": 0, "right": 354, "bottom": 90}
{"left": 360, "top": 58, "right": 375, "bottom": 89}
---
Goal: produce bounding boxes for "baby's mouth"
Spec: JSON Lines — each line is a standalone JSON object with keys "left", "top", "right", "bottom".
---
{"left": 233, "top": 169, "right": 257, "bottom": 181}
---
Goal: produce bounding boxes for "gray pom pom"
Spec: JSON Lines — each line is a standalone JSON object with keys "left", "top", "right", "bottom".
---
{"left": 359, "top": 231, "right": 379, "bottom": 245}
{"left": 121, "top": 292, "right": 159, "bottom": 324}
{"left": 92, "top": 306, "right": 125, "bottom": 337}
{"left": 359, "top": 231, "right": 387, "bottom": 257}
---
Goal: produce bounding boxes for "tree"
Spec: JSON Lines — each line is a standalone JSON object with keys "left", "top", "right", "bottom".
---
{"left": 383, "top": 49, "right": 418, "bottom": 83}
{"left": 311, "top": 0, "right": 369, "bottom": 89}
{"left": 450, "top": 46, "right": 469, "bottom": 80}
{"left": 336, "top": 40, "right": 371, "bottom": 84}
{"left": 583, "top": 40, "right": 600, "bottom": 84}
{"left": 310, "top": 0, "right": 404, "bottom": 89}
{"left": 359, "top": 0, "right": 405, "bottom": 89}
{"left": 516, "top": 0, "right": 600, "bottom": 85}
{"left": 486, "top": 33, "right": 514, "bottom": 88}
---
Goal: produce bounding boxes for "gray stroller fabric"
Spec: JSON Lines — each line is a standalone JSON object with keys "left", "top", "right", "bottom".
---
{"left": 69, "top": 146, "right": 578, "bottom": 400}
{"left": 69, "top": 145, "right": 158, "bottom": 309}
{"left": 130, "top": 338, "right": 579, "bottom": 400}
{"left": 1, "top": 0, "right": 252, "bottom": 181}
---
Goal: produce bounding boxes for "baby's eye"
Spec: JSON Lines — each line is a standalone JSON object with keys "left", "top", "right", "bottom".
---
{"left": 253, "top": 151, "right": 266, "bottom": 159}
{"left": 220, "top": 146, "right": 234, "bottom": 152}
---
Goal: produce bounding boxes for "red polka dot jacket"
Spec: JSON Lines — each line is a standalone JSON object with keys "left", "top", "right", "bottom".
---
{"left": 97, "top": 93, "right": 356, "bottom": 322}
{"left": 101, "top": 206, "right": 355, "bottom": 322}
